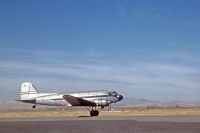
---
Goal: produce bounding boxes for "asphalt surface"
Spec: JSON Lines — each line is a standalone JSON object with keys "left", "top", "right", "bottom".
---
{"left": 0, "top": 120, "right": 200, "bottom": 133}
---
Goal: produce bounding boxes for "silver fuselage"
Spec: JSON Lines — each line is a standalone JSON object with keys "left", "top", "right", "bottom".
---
{"left": 22, "top": 90, "right": 123, "bottom": 108}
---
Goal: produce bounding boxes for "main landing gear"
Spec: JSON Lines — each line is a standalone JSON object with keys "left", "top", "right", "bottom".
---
{"left": 88, "top": 107, "right": 99, "bottom": 117}
{"left": 90, "top": 110, "right": 99, "bottom": 117}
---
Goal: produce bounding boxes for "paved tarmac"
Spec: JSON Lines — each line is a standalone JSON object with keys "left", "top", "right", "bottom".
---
{"left": 0, "top": 119, "right": 200, "bottom": 133}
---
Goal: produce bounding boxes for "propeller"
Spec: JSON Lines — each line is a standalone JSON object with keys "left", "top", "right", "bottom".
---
{"left": 108, "top": 104, "right": 111, "bottom": 111}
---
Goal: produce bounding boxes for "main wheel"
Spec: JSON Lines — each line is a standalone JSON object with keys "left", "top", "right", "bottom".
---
{"left": 90, "top": 111, "right": 95, "bottom": 117}
{"left": 90, "top": 110, "right": 99, "bottom": 117}
{"left": 94, "top": 110, "right": 99, "bottom": 116}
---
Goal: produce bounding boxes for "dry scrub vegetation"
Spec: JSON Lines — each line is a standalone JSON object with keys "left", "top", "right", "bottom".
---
{"left": 0, "top": 107, "right": 200, "bottom": 119}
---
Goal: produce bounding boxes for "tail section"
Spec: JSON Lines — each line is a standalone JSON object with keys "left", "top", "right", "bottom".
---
{"left": 20, "top": 82, "right": 39, "bottom": 100}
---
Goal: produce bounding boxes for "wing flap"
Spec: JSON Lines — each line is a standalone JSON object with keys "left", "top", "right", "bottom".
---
{"left": 63, "top": 95, "right": 96, "bottom": 106}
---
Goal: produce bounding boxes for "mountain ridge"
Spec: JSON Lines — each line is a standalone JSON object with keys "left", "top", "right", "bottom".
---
{"left": 0, "top": 98, "right": 200, "bottom": 110}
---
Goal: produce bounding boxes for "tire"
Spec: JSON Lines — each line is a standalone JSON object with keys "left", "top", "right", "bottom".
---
{"left": 94, "top": 110, "right": 99, "bottom": 116}
{"left": 90, "top": 111, "right": 95, "bottom": 117}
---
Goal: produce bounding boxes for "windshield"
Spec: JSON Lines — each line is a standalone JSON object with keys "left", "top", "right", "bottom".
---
{"left": 108, "top": 91, "right": 118, "bottom": 96}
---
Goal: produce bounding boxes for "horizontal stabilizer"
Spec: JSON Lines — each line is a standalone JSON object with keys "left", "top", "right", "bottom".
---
{"left": 63, "top": 95, "right": 96, "bottom": 106}
{"left": 18, "top": 99, "right": 36, "bottom": 104}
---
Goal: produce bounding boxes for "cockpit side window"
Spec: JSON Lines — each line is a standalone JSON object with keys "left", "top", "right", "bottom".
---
{"left": 109, "top": 91, "right": 117, "bottom": 96}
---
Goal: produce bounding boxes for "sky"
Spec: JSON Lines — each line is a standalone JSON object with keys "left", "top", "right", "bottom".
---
{"left": 0, "top": 0, "right": 200, "bottom": 101}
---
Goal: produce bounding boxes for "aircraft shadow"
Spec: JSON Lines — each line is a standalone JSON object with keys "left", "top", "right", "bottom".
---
{"left": 78, "top": 116, "right": 91, "bottom": 117}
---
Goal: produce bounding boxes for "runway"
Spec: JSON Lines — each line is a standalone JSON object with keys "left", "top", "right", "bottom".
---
{"left": 1, "top": 120, "right": 200, "bottom": 133}
{"left": 1, "top": 108, "right": 200, "bottom": 133}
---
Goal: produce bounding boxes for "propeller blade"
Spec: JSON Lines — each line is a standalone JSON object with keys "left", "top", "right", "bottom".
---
{"left": 108, "top": 104, "right": 111, "bottom": 111}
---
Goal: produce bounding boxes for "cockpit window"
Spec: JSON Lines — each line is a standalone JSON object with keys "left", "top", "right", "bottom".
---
{"left": 109, "top": 91, "right": 117, "bottom": 96}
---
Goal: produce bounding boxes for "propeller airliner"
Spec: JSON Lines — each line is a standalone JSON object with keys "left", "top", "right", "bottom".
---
{"left": 19, "top": 82, "right": 123, "bottom": 116}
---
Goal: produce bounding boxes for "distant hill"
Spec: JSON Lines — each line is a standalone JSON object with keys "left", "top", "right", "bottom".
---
{"left": 0, "top": 100, "right": 38, "bottom": 110}
{"left": 0, "top": 100, "right": 60, "bottom": 110}
{"left": 114, "top": 97, "right": 200, "bottom": 108}
{"left": 0, "top": 98, "right": 200, "bottom": 110}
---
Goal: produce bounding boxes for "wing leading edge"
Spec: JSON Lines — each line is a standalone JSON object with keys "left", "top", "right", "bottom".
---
{"left": 63, "top": 95, "right": 96, "bottom": 106}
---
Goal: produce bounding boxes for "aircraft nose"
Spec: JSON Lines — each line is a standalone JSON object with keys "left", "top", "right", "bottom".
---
{"left": 117, "top": 95, "right": 123, "bottom": 101}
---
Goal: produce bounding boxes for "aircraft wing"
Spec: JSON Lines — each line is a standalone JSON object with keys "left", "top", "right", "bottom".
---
{"left": 63, "top": 95, "right": 96, "bottom": 106}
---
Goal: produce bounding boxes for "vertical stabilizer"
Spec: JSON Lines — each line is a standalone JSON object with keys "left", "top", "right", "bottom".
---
{"left": 20, "top": 82, "right": 39, "bottom": 100}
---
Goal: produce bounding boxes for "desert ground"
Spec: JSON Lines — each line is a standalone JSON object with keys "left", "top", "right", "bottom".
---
{"left": 0, "top": 107, "right": 200, "bottom": 121}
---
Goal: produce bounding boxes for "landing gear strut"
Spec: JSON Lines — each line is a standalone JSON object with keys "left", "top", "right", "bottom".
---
{"left": 88, "top": 107, "right": 99, "bottom": 117}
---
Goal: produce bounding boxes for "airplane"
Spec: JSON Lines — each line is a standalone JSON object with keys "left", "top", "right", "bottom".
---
{"left": 19, "top": 82, "right": 123, "bottom": 116}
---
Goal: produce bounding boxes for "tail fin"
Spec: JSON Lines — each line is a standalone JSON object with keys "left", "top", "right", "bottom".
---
{"left": 20, "top": 82, "right": 39, "bottom": 100}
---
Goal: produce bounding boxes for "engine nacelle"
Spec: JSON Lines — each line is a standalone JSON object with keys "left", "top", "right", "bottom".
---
{"left": 94, "top": 99, "right": 110, "bottom": 107}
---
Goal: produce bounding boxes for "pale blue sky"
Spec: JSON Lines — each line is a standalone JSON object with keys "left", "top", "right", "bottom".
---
{"left": 0, "top": 0, "right": 200, "bottom": 101}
